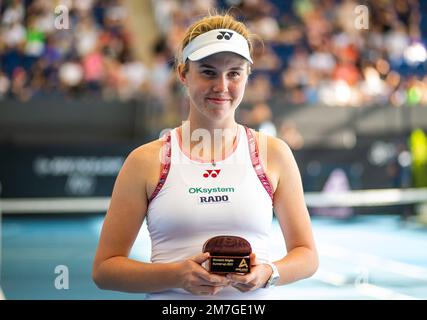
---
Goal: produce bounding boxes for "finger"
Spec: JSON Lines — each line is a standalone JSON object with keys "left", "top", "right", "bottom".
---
{"left": 231, "top": 282, "right": 253, "bottom": 293}
{"left": 189, "top": 252, "right": 210, "bottom": 264}
{"left": 250, "top": 253, "right": 260, "bottom": 266}
{"left": 197, "top": 273, "right": 230, "bottom": 286}
{"left": 226, "top": 273, "right": 251, "bottom": 285}
{"left": 194, "top": 274, "right": 222, "bottom": 286}
{"left": 196, "top": 285, "right": 225, "bottom": 296}
{"left": 212, "top": 285, "right": 226, "bottom": 295}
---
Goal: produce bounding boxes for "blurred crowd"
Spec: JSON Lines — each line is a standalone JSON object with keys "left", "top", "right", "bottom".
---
{"left": 1, "top": 0, "right": 427, "bottom": 116}
{"left": 153, "top": 0, "right": 427, "bottom": 107}
{"left": 0, "top": 0, "right": 147, "bottom": 102}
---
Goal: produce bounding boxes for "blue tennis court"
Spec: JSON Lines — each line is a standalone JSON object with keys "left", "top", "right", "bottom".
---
{"left": 1, "top": 213, "right": 426, "bottom": 300}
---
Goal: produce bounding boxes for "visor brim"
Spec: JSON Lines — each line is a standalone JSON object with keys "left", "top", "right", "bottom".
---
{"left": 187, "top": 43, "right": 253, "bottom": 64}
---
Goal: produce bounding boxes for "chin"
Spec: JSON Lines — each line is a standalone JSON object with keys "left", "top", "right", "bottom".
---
{"left": 207, "top": 105, "right": 233, "bottom": 117}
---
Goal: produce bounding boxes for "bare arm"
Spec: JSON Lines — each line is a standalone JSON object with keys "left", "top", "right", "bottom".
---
{"left": 270, "top": 138, "right": 319, "bottom": 285}
{"left": 92, "top": 144, "right": 229, "bottom": 294}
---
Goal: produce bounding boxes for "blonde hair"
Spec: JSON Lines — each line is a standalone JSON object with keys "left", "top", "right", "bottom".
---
{"left": 176, "top": 13, "right": 255, "bottom": 75}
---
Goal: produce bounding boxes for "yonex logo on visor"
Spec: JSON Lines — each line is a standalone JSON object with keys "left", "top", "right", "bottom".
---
{"left": 182, "top": 29, "right": 253, "bottom": 64}
{"left": 217, "top": 31, "right": 233, "bottom": 40}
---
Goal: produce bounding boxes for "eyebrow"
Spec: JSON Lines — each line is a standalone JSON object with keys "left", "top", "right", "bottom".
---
{"left": 198, "top": 63, "right": 245, "bottom": 71}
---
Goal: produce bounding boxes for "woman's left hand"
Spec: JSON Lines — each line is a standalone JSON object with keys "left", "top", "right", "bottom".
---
{"left": 226, "top": 253, "right": 273, "bottom": 292}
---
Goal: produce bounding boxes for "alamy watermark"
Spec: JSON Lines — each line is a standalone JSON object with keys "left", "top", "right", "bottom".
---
{"left": 54, "top": 265, "right": 69, "bottom": 290}
{"left": 158, "top": 121, "right": 268, "bottom": 167}
{"left": 354, "top": 5, "right": 369, "bottom": 30}
{"left": 54, "top": 5, "right": 70, "bottom": 30}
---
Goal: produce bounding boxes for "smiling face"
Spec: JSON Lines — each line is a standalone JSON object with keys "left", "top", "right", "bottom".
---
{"left": 179, "top": 52, "right": 250, "bottom": 123}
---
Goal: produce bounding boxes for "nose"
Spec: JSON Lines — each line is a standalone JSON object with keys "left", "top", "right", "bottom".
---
{"left": 212, "top": 75, "right": 228, "bottom": 93}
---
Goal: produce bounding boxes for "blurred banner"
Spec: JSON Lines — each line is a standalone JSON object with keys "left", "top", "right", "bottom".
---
{"left": 0, "top": 144, "right": 131, "bottom": 198}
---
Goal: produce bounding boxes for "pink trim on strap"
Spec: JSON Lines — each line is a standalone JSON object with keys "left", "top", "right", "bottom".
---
{"left": 148, "top": 131, "right": 172, "bottom": 203}
{"left": 244, "top": 126, "right": 274, "bottom": 202}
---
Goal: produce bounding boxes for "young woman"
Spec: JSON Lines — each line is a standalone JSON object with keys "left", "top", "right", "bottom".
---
{"left": 92, "top": 13, "right": 318, "bottom": 300}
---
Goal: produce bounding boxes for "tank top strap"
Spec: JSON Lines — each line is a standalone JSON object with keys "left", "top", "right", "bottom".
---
{"left": 244, "top": 126, "right": 274, "bottom": 202}
{"left": 148, "top": 130, "right": 172, "bottom": 203}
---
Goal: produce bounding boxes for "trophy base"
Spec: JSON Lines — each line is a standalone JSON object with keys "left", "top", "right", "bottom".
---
{"left": 208, "top": 256, "right": 250, "bottom": 274}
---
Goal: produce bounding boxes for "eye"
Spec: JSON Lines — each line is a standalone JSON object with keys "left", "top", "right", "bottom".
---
{"left": 228, "top": 71, "right": 241, "bottom": 79}
{"left": 201, "top": 70, "right": 216, "bottom": 77}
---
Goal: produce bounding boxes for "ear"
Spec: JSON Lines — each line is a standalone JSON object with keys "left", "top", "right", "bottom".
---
{"left": 177, "top": 64, "right": 187, "bottom": 86}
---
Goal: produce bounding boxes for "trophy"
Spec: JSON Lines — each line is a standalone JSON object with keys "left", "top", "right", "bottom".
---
{"left": 202, "top": 235, "right": 252, "bottom": 274}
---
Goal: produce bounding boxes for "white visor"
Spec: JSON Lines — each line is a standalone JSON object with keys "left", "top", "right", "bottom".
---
{"left": 182, "top": 29, "right": 253, "bottom": 64}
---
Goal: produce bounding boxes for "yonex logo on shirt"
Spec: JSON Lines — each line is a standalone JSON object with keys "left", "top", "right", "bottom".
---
{"left": 203, "top": 169, "right": 221, "bottom": 178}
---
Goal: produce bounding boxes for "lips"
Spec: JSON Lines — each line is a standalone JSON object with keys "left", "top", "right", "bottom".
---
{"left": 206, "top": 97, "right": 231, "bottom": 104}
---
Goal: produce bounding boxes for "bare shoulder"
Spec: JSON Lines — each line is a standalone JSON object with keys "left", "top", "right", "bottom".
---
{"left": 128, "top": 138, "right": 164, "bottom": 165}
{"left": 124, "top": 138, "right": 165, "bottom": 199}
{"left": 251, "top": 129, "right": 295, "bottom": 192}
{"left": 118, "top": 138, "right": 164, "bottom": 185}
{"left": 253, "top": 130, "right": 294, "bottom": 168}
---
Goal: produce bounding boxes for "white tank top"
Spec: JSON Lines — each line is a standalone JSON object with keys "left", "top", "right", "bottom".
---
{"left": 145, "top": 124, "right": 275, "bottom": 299}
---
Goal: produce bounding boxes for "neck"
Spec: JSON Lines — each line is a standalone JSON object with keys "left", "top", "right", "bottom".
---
{"left": 182, "top": 120, "right": 238, "bottom": 135}
{"left": 179, "top": 120, "right": 240, "bottom": 163}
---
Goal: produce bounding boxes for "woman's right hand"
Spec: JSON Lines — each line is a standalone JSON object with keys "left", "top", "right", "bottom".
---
{"left": 178, "top": 252, "right": 231, "bottom": 296}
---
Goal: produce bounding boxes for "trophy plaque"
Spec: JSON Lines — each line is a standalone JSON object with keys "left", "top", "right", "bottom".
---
{"left": 202, "top": 235, "right": 252, "bottom": 274}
